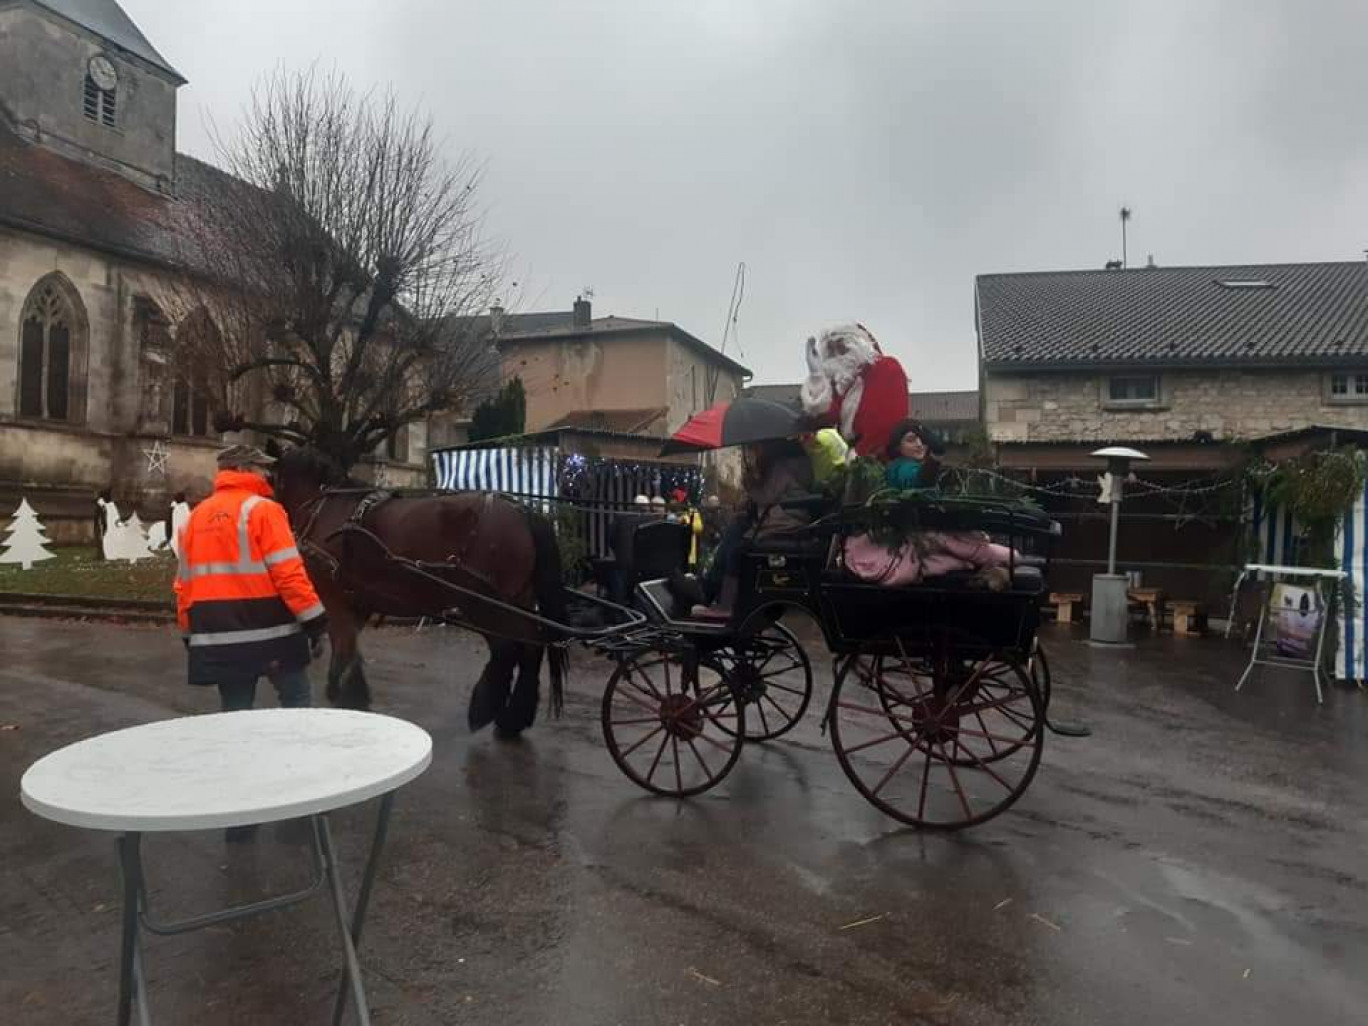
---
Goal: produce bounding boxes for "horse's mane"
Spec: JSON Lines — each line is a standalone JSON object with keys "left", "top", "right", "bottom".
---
{"left": 278, "top": 446, "right": 360, "bottom": 488}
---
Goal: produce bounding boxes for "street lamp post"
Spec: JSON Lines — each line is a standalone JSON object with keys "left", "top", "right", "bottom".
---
{"left": 1089, "top": 446, "right": 1149, "bottom": 644}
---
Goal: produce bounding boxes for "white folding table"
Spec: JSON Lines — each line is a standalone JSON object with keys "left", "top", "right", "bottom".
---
{"left": 20, "top": 708, "right": 432, "bottom": 1026}
{"left": 1227, "top": 563, "right": 1347, "bottom": 704}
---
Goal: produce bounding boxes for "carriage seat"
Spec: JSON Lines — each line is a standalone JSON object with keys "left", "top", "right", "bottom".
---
{"left": 636, "top": 578, "right": 731, "bottom": 634}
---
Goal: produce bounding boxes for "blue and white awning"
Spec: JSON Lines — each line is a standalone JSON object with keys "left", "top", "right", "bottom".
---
{"left": 431, "top": 446, "right": 560, "bottom": 499}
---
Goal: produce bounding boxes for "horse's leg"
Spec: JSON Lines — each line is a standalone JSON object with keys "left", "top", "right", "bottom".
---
{"left": 496, "top": 642, "right": 545, "bottom": 735}
{"left": 468, "top": 637, "right": 518, "bottom": 733}
{"left": 324, "top": 601, "right": 371, "bottom": 710}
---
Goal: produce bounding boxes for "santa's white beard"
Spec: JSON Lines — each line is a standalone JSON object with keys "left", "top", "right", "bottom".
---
{"left": 804, "top": 347, "right": 872, "bottom": 425}
{"left": 826, "top": 347, "right": 872, "bottom": 396}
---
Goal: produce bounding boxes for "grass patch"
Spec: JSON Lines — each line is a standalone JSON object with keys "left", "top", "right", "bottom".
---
{"left": 0, "top": 547, "right": 176, "bottom": 603}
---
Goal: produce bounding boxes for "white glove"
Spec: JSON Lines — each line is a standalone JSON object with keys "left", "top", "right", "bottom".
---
{"left": 805, "top": 336, "right": 822, "bottom": 374}
{"left": 801, "top": 336, "right": 832, "bottom": 415}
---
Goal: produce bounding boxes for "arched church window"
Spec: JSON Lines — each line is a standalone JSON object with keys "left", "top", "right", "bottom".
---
{"left": 134, "top": 297, "right": 171, "bottom": 430}
{"left": 18, "top": 274, "right": 88, "bottom": 422}
{"left": 172, "top": 311, "right": 220, "bottom": 437}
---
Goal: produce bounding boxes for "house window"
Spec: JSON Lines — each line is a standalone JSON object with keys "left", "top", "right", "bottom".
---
{"left": 17, "top": 274, "right": 87, "bottom": 422}
{"left": 83, "top": 75, "right": 116, "bottom": 127}
{"left": 1326, "top": 372, "right": 1368, "bottom": 403}
{"left": 1106, "top": 375, "right": 1159, "bottom": 404}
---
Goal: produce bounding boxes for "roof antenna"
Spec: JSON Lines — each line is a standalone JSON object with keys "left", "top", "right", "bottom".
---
{"left": 706, "top": 261, "right": 746, "bottom": 405}
{"left": 1119, "top": 206, "right": 1133, "bottom": 269}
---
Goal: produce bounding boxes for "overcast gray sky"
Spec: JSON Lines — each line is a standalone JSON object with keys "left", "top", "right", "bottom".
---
{"left": 128, "top": 0, "right": 1368, "bottom": 389}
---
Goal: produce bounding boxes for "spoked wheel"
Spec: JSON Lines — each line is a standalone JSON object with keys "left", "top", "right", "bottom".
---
{"left": 1029, "top": 638, "right": 1052, "bottom": 712}
{"left": 828, "top": 642, "right": 1044, "bottom": 830}
{"left": 711, "top": 622, "right": 814, "bottom": 742}
{"left": 601, "top": 650, "right": 745, "bottom": 797}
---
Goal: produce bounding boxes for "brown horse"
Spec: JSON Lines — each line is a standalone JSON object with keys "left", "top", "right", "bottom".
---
{"left": 272, "top": 448, "right": 569, "bottom": 735}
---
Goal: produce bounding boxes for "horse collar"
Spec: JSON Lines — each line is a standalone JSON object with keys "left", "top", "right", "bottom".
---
{"left": 350, "top": 490, "right": 395, "bottom": 526}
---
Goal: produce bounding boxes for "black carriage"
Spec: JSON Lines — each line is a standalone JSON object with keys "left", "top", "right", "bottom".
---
{"left": 596, "top": 496, "right": 1063, "bottom": 830}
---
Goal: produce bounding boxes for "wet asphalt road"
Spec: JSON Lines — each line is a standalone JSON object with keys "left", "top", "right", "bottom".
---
{"left": 2, "top": 615, "right": 1367, "bottom": 1025}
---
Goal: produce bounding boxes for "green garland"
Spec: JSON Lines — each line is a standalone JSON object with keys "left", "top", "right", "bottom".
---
{"left": 1247, "top": 447, "right": 1366, "bottom": 566}
{"left": 837, "top": 458, "right": 1043, "bottom": 549}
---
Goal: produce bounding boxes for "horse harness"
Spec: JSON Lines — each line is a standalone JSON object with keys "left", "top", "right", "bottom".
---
{"left": 295, "top": 488, "right": 503, "bottom": 594}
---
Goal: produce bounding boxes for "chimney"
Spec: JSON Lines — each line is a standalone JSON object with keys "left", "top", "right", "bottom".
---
{"left": 489, "top": 302, "right": 505, "bottom": 336}
{"left": 572, "top": 295, "right": 592, "bottom": 328}
{"left": 1146, "top": 254, "right": 1157, "bottom": 269}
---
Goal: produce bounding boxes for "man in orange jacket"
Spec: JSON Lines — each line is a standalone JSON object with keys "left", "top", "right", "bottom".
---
{"left": 175, "top": 444, "right": 329, "bottom": 714}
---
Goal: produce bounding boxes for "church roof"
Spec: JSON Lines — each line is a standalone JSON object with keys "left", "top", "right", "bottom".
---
{"left": 31, "top": 0, "right": 184, "bottom": 82}
{"left": 0, "top": 121, "right": 233, "bottom": 269}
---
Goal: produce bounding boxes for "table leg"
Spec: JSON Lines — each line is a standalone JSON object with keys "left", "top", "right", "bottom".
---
{"left": 116, "top": 833, "right": 150, "bottom": 1026}
{"left": 1225, "top": 570, "right": 1249, "bottom": 640}
{"left": 331, "top": 794, "right": 394, "bottom": 1026}
{"left": 316, "top": 815, "right": 373, "bottom": 1026}
{"left": 1235, "top": 588, "right": 1267, "bottom": 693}
{"left": 1312, "top": 579, "right": 1328, "bottom": 705}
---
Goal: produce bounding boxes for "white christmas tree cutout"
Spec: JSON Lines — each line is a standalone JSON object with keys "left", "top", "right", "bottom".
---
{"left": 0, "top": 498, "right": 57, "bottom": 570}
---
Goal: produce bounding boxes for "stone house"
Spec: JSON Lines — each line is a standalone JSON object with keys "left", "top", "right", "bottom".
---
{"left": 465, "top": 297, "right": 752, "bottom": 486}
{"left": 0, "top": 0, "right": 430, "bottom": 540}
{"left": 976, "top": 262, "right": 1368, "bottom": 472}
{"left": 976, "top": 261, "right": 1368, "bottom": 606}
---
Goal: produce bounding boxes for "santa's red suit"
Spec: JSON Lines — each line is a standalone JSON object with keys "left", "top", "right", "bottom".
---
{"left": 800, "top": 324, "right": 909, "bottom": 458}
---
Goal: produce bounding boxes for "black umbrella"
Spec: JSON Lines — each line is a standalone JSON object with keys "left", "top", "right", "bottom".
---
{"left": 659, "top": 398, "right": 806, "bottom": 455}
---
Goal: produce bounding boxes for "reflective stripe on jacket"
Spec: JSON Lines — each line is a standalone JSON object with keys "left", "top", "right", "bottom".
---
{"left": 175, "top": 470, "right": 324, "bottom": 684}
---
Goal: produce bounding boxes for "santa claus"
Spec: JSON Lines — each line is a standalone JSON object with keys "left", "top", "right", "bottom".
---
{"left": 800, "top": 323, "right": 909, "bottom": 459}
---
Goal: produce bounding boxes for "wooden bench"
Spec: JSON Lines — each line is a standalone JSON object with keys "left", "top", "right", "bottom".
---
{"left": 1048, "top": 592, "right": 1085, "bottom": 623}
{"left": 1170, "top": 600, "right": 1207, "bottom": 637}
{"left": 1127, "top": 588, "right": 1166, "bottom": 632}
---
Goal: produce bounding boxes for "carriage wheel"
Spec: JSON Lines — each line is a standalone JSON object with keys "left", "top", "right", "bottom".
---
{"left": 867, "top": 651, "right": 1039, "bottom": 767}
{"left": 1030, "top": 639, "right": 1052, "bottom": 713}
{"left": 601, "top": 650, "right": 745, "bottom": 797}
{"left": 828, "top": 646, "right": 1043, "bottom": 830}
{"left": 711, "top": 622, "right": 814, "bottom": 742}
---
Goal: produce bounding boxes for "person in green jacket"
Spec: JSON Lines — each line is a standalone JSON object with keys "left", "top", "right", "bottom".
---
{"left": 884, "top": 419, "right": 944, "bottom": 490}
{"left": 803, "top": 427, "right": 849, "bottom": 486}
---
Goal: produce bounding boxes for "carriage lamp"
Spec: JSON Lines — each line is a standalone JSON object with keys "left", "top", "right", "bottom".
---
{"left": 1088, "top": 446, "right": 1150, "bottom": 644}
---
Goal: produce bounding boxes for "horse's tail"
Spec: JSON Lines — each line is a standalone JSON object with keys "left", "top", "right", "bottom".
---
{"left": 526, "top": 508, "right": 569, "bottom": 717}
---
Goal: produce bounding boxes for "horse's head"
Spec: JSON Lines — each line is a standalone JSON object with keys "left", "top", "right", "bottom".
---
{"left": 272, "top": 447, "right": 338, "bottom": 514}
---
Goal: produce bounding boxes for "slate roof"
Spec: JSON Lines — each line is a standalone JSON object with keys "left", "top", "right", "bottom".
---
{"left": 744, "top": 383, "right": 980, "bottom": 423}
{"left": 544, "top": 408, "right": 669, "bottom": 435}
{"left": 0, "top": 121, "right": 242, "bottom": 269}
{"left": 492, "top": 312, "right": 752, "bottom": 378}
{"left": 976, "top": 262, "right": 1368, "bottom": 369}
{"left": 32, "top": 0, "right": 184, "bottom": 81}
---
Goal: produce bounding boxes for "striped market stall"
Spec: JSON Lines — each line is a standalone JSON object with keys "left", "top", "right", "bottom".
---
{"left": 429, "top": 445, "right": 702, "bottom": 560}
{"left": 1249, "top": 483, "right": 1368, "bottom": 683}
{"left": 1334, "top": 481, "right": 1368, "bottom": 682}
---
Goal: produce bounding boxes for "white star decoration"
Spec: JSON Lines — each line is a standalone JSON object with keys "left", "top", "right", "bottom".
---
{"left": 143, "top": 440, "right": 170, "bottom": 476}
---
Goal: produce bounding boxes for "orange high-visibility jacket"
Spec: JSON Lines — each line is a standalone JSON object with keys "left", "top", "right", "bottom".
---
{"left": 175, "top": 470, "right": 325, "bottom": 684}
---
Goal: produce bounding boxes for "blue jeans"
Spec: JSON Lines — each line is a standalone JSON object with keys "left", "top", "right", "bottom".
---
{"left": 217, "top": 665, "right": 313, "bottom": 711}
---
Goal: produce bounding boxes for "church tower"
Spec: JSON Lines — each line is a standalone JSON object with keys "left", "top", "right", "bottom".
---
{"left": 0, "top": 0, "right": 185, "bottom": 193}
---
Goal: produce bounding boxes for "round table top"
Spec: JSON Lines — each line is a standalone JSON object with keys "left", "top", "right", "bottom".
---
{"left": 20, "top": 709, "right": 433, "bottom": 832}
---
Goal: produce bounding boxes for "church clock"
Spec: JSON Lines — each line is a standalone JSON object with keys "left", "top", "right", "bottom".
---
{"left": 88, "top": 54, "right": 118, "bottom": 91}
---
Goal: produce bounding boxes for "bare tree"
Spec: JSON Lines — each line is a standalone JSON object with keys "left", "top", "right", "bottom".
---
{"left": 168, "top": 67, "right": 503, "bottom": 471}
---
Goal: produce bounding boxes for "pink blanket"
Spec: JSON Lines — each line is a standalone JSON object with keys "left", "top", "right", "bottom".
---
{"left": 842, "top": 531, "right": 1015, "bottom": 586}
